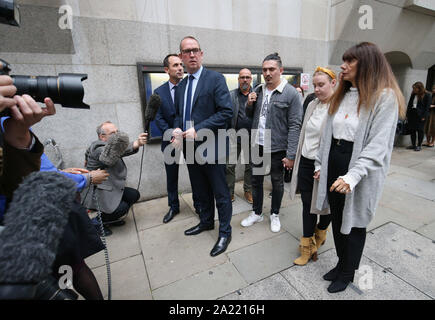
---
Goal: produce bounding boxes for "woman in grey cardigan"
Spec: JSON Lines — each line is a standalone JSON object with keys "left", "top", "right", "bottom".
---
{"left": 290, "top": 67, "right": 336, "bottom": 266}
{"left": 314, "top": 42, "right": 406, "bottom": 293}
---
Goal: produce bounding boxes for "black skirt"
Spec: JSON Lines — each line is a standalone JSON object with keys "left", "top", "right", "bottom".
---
{"left": 53, "top": 201, "right": 104, "bottom": 269}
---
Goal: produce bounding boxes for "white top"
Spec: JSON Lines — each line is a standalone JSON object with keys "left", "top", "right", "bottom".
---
{"left": 332, "top": 87, "right": 360, "bottom": 191}
{"left": 257, "top": 87, "right": 274, "bottom": 146}
{"left": 332, "top": 87, "right": 359, "bottom": 142}
{"left": 256, "top": 79, "right": 287, "bottom": 147}
{"left": 301, "top": 101, "right": 329, "bottom": 160}
{"left": 412, "top": 95, "right": 417, "bottom": 109}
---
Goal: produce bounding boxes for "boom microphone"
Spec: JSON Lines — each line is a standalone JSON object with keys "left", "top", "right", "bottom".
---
{"left": 0, "top": 171, "right": 76, "bottom": 298}
{"left": 144, "top": 93, "right": 161, "bottom": 134}
{"left": 98, "top": 131, "right": 130, "bottom": 167}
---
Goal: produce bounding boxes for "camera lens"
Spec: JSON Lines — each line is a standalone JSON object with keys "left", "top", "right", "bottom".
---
{"left": 12, "top": 73, "right": 89, "bottom": 109}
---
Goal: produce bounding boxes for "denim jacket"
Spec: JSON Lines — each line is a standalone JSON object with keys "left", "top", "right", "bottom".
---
{"left": 246, "top": 80, "right": 302, "bottom": 159}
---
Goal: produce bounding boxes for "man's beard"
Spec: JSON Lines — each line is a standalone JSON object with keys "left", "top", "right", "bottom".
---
{"left": 240, "top": 83, "right": 250, "bottom": 91}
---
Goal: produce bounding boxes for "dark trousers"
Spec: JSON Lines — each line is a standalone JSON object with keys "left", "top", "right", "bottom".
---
{"left": 102, "top": 187, "right": 140, "bottom": 223}
{"left": 410, "top": 129, "right": 424, "bottom": 147}
{"left": 298, "top": 156, "right": 331, "bottom": 237}
{"left": 187, "top": 163, "right": 232, "bottom": 237}
{"left": 226, "top": 140, "right": 252, "bottom": 195}
{"left": 165, "top": 162, "right": 180, "bottom": 212}
{"left": 165, "top": 144, "right": 200, "bottom": 213}
{"left": 251, "top": 145, "right": 285, "bottom": 215}
{"left": 327, "top": 139, "right": 366, "bottom": 273}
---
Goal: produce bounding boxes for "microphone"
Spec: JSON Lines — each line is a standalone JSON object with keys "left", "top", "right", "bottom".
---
{"left": 0, "top": 171, "right": 76, "bottom": 297}
{"left": 144, "top": 93, "right": 161, "bottom": 134}
{"left": 98, "top": 131, "right": 130, "bottom": 167}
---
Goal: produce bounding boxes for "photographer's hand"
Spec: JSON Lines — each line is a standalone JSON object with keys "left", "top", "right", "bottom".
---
{"left": 4, "top": 95, "right": 56, "bottom": 149}
{"left": 0, "top": 75, "right": 17, "bottom": 112}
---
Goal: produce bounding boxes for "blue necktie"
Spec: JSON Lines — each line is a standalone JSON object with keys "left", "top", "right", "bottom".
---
{"left": 184, "top": 75, "right": 195, "bottom": 131}
{"left": 172, "top": 85, "right": 177, "bottom": 104}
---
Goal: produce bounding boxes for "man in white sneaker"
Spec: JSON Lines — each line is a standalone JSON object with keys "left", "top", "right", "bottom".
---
{"left": 242, "top": 53, "right": 302, "bottom": 232}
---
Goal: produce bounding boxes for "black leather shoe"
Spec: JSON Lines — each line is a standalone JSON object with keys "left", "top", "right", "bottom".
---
{"left": 163, "top": 208, "right": 179, "bottom": 223}
{"left": 327, "top": 272, "right": 354, "bottom": 293}
{"left": 415, "top": 146, "right": 421, "bottom": 151}
{"left": 184, "top": 223, "right": 214, "bottom": 236}
{"left": 210, "top": 235, "right": 232, "bottom": 257}
{"left": 406, "top": 145, "right": 416, "bottom": 150}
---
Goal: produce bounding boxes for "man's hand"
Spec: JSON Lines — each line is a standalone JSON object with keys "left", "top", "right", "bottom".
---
{"left": 183, "top": 127, "right": 197, "bottom": 140}
{"left": 62, "top": 168, "right": 89, "bottom": 174}
{"left": 330, "top": 178, "right": 351, "bottom": 194}
{"left": 133, "top": 132, "right": 148, "bottom": 149}
{"left": 313, "top": 170, "right": 320, "bottom": 181}
{"left": 171, "top": 128, "right": 183, "bottom": 150}
{"left": 4, "top": 95, "right": 56, "bottom": 149}
{"left": 89, "top": 169, "right": 109, "bottom": 185}
{"left": 247, "top": 92, "right": 257, "bottom": 106}
{"left": 0, "top": 75, "right": 17, "bottom": 112}
{"left": 282, "top": 157, "right": 294, "bottom": 170}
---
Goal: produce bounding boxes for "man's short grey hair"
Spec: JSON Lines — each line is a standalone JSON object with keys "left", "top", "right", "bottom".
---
{"left": 179, "top": 36, "right": 201, "bottom": 52}
{"left": 263, "top": 52, "right": 282, "bottom": 68}
{"left": 96, "top": 121, "right": 113, "bottom": 137}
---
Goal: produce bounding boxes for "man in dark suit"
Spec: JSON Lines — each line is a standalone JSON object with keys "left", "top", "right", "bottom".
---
{"left": 154, "top": 54, "right": 202, "bottom": 223}
{"left": 172, "top": 36, "right": 233, "bottom": 257}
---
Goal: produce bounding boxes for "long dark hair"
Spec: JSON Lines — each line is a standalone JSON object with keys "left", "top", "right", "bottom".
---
{"left": 412, "top": 82, "right": 426, "bottom": 100}
{"left": 329, "top": 42, "right": 406, "bottom": 119}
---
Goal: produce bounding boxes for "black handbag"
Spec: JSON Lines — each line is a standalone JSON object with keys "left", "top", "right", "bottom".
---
{"left": 397, "top": 119, "right": 411, "bottom": 135}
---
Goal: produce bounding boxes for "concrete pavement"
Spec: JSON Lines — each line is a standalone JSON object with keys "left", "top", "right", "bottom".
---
{"left": 85, "top": 145, "right": 435, "bottom": 300}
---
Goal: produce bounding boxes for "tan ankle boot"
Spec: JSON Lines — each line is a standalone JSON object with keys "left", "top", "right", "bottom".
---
{"left": 314, "top": 226, "right": 328, "bottom": 250}
{"left": 294, "top": 236, "right": 318, "bottom": 266}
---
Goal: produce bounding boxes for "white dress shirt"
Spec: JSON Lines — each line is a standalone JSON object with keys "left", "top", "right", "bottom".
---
{"left": 183, "top": 66, "right": 203, "bottom": 130}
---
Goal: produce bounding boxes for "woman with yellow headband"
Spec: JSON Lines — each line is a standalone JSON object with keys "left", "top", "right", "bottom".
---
{"left": 289, "top": 66, "right": 336, "bottom": 266}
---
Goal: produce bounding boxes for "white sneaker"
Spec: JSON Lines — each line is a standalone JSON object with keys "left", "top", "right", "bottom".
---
{"left": 241, "top": 212, "right": 264, "bottom": 227}
{"left": 270, "top": 214, "right": 281, "bottom": 233}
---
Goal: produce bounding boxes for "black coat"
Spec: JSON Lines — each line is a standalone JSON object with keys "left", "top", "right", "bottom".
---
{"left": 406, "top": 93, "right": 431, "bottom": 130}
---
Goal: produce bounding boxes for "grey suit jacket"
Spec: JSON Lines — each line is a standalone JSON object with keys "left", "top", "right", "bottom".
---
{"left": 83, "top": 140, "right": 138, "bottom": 213}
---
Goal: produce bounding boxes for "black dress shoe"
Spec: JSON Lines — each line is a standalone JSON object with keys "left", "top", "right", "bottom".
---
{"left": 163, "top": 208, "right": 179, "bottom": 223}
{"left": 406, "top": 145, "right": 416, "bottom": 150}
{"left": 104, "top": 220, "right": 126, "bottom": 227}
{"left": 327, "top": 272, "right": 354, "bottom": 293}
{"left": 415, "top": 146, "right": 422, "bottom": 151}
{"left": 210, "top": 235, "right": 231, "bottom": 257}
{"left": 184, "top": 223, "right": 214, "bottom": 236}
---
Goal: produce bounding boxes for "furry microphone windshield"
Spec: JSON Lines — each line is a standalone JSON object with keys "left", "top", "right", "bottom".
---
{"left": 99, "top": 131, "right": 130, "bottom": 167}
{"left": 0, "top": 171, "right": 76, "bottom": 284}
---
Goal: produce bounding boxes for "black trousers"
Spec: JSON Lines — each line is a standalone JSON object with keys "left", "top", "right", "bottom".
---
{"left": 165, "top": 161, "right": 180, "bottom": 212}
{"left": 251, "top": 145, "right": 286, "bottom": 215}
{"left": 187, "top": 163, "right": 232, "bottom": 237}
{"left": 298, "top": 156, "right": 331, "bottom": 237}
{"left": 101, "top": 187, "right": 140, "bottom": 223}
{"left": 327, "top": 138, "right": 366, "bottom": 273}
{"left": 410, "top": 130, "right": 424, "bottom": 147}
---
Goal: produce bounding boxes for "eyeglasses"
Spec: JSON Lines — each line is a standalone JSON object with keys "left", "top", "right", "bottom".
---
{"left": 181, "top": 48, "right": 201, "bottom": 55}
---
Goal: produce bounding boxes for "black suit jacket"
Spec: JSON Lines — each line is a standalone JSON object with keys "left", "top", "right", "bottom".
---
{"left": 174, "top": 67, "right": 233, "bottom": 162}
{"left": 154, "top": 81, "right": 176, "bottom": 152}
